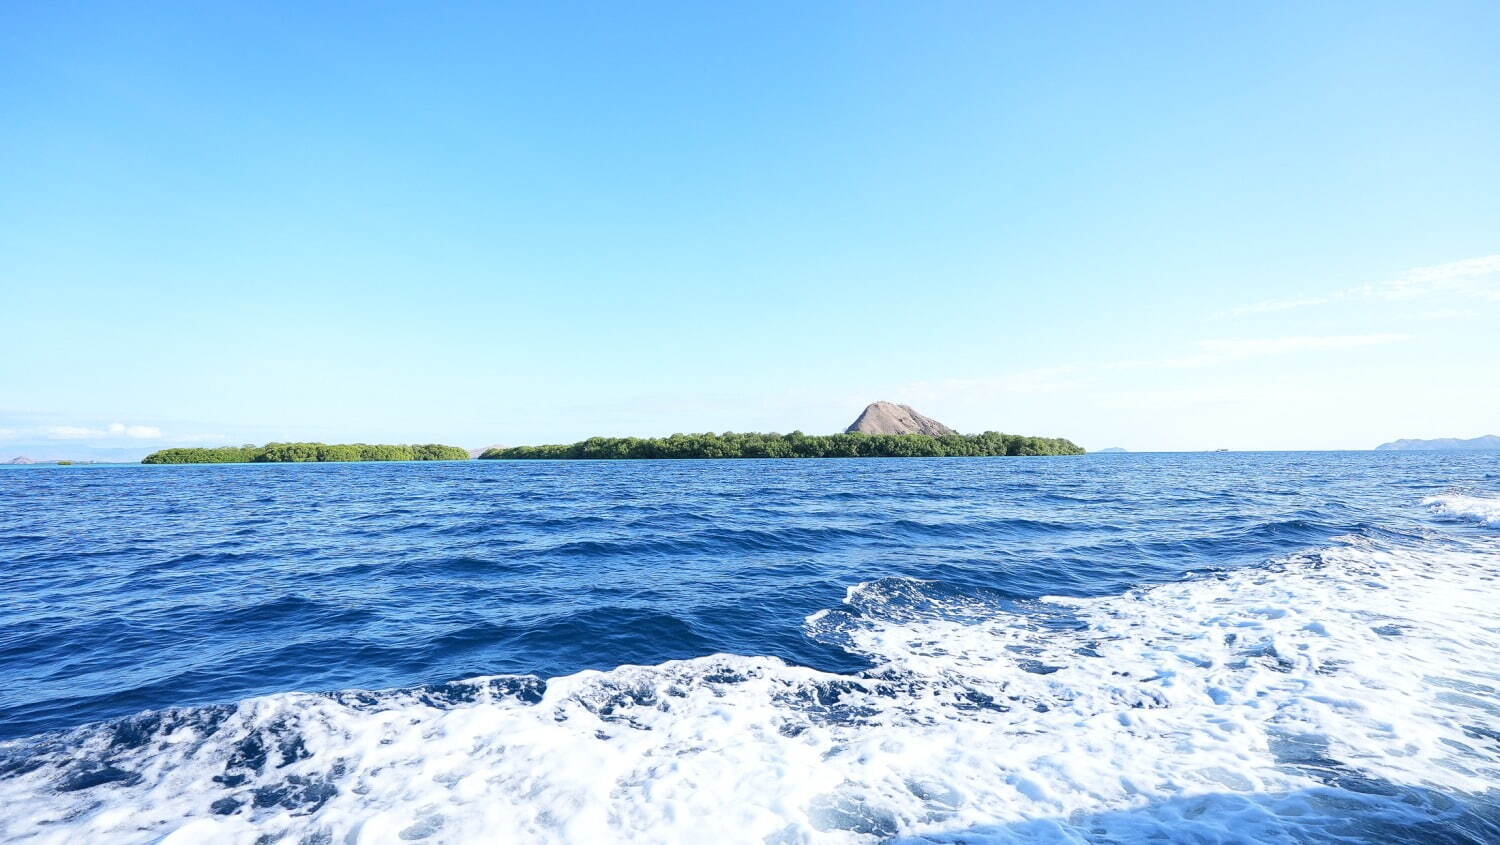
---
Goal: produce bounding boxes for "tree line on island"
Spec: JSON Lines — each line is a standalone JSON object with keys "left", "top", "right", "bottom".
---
{"left": 139, "top": 405, "right": 1084, "bottom": 463}
{"left": 480, "top": 430, "right": 1084, "bottom": 460}
{"left": 140, "top": 432, "right": 1082, "bottom": 464}
{"left": 141, "top": 443, "right": 470, "bottom": 464}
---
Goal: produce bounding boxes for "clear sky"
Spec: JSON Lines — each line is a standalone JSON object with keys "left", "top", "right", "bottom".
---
{"left": 3, "top": 1, "right": 1498, "bottom": 459}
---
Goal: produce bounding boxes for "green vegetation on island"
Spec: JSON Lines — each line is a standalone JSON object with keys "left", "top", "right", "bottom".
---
{"left": 141, "top": 443, "right": 470, "bottom": 464}
{"left": 480, "top": 431, "right": 1084, "bottom": 460}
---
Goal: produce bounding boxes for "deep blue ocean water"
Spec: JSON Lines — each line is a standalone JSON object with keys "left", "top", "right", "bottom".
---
{"left": 1, "top": 453, "right": 1498, "bottom": 843}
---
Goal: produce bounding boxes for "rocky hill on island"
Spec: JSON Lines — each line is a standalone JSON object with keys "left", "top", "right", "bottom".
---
{"left": 845, "top": 402, "right": 958, "bottom": 436}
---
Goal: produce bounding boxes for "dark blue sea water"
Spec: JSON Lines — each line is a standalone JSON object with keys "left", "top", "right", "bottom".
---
{"left": 1, "top": 453, "right": 1498, "bottom": 843}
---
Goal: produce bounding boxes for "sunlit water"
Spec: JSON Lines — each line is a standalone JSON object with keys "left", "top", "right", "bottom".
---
{"left": 1, "top": 453, "right": 1497, "bottom": 843}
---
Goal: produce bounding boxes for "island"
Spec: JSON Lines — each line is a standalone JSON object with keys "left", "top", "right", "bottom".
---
{"left": 1375, "top": 435, "right": 1500, "bottom": 451}
{"left": 481, "top": 403, "right": 1083, "bottom": 459}
{"left": 480, "top": 432, "right": 1083, "bottom": 459}
{"left": 142, "top": 443, "right": 470, "bottom": 464}
{"left": 140, "top": 404, "right": 1085, "bottom": 463}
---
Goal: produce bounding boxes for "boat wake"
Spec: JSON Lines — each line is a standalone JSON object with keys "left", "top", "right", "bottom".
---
{"left": 2, "top": 499, "right": 1498, "bottom": 843}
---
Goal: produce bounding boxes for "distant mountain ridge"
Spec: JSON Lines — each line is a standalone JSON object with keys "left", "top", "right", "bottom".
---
{"left": 845, "top": 401, "right": 957, "bottom": 436}
{"left": 1375, "top": 435, "right": 1500, "bottom": 451}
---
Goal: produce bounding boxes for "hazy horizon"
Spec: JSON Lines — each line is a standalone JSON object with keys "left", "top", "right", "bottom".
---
{"left": 4, "top": 3, "right": 1498, "bottom": 458}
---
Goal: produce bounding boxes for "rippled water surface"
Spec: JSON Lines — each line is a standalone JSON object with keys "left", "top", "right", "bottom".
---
{"left": 2, "top": 452, "right": 1498, "bottom": 843}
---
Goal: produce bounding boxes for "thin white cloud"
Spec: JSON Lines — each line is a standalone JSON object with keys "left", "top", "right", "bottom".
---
{"left": 1093, "top": 384, "right": 1329, "bottom": 410}
{"left": 44, "top": 423, "right": 165, "bottom": 440}
{"left": 1081, "top": 333, "right": 1409, "bottom": 372}
{"left": 107, "top": 423, "right": 163, "bottom": 439}
{"left": 1227, "top": 296, "right": 1333, "bottom": 316}
{"left": 1380, "top": 254, "right": 1500, "bottom": 298}
{"left": 901, "top": 366, "right": 1089, "bottom": 403}
{"left": 1225, "top": 254, "right": 1500, "bottom": 317}
{"left": 0, "top": 427, "right": 17, "bottom": 440}
{"left": 1196, "top": 333, "right": 1410, "bottom": 359}
{"left": 46, "top": 426, "right": 106, "bottom": 440}
{"left": 896, "top": 334, "right": 1410, "bottom": 400}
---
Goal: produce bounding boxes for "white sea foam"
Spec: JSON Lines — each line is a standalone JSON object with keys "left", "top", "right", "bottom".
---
{"left": 2, "top": 515, "right": 1498, "bottom": 843}
{"left": 1424, "top": 492, "right": 1500, "bottom": 528}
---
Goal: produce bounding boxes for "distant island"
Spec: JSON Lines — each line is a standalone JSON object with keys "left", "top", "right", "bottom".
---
{"left": 480, "top": 402, "right": 1083, "bottom": 460}
{"left": 1096, "top": 447, "right": 1128, "bottom": 454}
{"left": 1374, "top": 435, "right": 1500, "bottom": 451}
{"left": 142, "top": 442, "right": 470, "bottom": 464}
{"left": 137, "top": 404, "right": 1085, "bottom": 464}
{"left": 481, "top": 431, "right": 1083, "bottom": 460}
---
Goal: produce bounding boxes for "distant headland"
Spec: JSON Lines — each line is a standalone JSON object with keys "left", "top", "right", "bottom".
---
{"left": 1374, "top": 435, "right": 1500, "bottom": 451}
{"left": 141, "top": 443, "right": 470, "bottom": 464}
{"left": 480, "top": 403, "right": 1084, "bottom": 459}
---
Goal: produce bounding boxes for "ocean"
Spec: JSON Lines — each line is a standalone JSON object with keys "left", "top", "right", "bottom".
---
{"left": 1, "top": 452, "right": 1497, "bottom": 843}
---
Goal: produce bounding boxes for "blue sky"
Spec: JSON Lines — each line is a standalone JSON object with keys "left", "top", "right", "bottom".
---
{"left": 3, "top": 1, "right": 1497, "bottom": 458}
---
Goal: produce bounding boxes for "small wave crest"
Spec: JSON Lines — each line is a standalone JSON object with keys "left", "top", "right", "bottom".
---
{"left": 1424, "top": 492, "right": 1500, "bottom": 528}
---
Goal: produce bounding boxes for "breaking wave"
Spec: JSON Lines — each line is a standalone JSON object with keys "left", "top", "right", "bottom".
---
{"left": 1424, "top": 491, "right": 1500, "bottom": 528}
